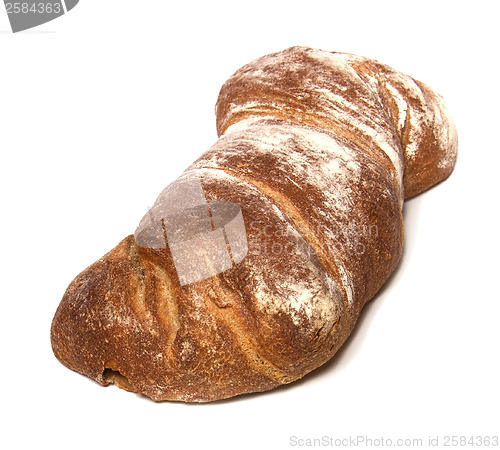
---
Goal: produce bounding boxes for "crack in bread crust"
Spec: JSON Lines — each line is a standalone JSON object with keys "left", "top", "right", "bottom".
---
{"left": 202, "top": 279, "right": 298, "bottom": 384}
{"left": 153, "top": 264, "right": 180, "bottom": 348}
{"left": 125, "top": 238, "right": 154, "bottom": 327}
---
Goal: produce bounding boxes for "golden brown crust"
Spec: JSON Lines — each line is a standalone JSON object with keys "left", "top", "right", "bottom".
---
{"left": 51, "top": 46, "right": 457, "bottom": 402}
{"left": 216, "top": 46, "right": 458, "bottom": 198}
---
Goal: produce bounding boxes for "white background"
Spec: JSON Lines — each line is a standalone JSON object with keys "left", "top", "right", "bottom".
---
{"left": 1, "top": 1, "right": 498, "bottom": 449}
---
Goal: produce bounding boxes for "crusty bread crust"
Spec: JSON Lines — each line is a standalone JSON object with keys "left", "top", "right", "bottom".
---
{"left": 51, "top": 46, "right": 457, "bottom": 402}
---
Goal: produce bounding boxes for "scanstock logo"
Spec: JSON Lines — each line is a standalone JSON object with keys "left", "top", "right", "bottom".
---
{"left": 4, "top": 1, "right": 79, "bottom": 32}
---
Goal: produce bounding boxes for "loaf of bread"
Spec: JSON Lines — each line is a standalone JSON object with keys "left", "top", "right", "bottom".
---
{"left": 51, "top": 46, "right": 457, "bottom": 402}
